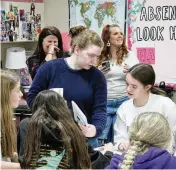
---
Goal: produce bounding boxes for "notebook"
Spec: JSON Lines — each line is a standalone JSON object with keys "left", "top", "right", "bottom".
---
{"left": 71, "top": 101, "right": 88, "bottom": 126}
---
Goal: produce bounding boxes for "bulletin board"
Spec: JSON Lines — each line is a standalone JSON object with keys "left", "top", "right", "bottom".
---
{"left": 127, "top": 0, "right": 176, "bottom": 88}
{"left": 1, "top": 0, "right": 44, "bottom": 42}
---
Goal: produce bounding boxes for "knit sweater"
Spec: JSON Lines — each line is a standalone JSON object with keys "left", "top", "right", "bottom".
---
{"left": 27, "top": 58, "right": 107, "bottom": 137}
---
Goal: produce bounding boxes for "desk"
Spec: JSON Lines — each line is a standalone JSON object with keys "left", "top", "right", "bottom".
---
{"left": 14, "top": 105, "right": 32, "bottom": 127}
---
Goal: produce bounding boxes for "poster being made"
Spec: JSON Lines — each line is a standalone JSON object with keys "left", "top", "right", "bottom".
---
{"left": 69, "top": 0, "right": 126, "bottom": 35}
{"left": 127, "top": 0, "right": 176, "bottom": 86}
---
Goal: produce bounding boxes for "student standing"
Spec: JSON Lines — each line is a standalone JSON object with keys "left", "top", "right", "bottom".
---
{"left": 27, "top": 25, "right": 107, "bottom": 148}
{"left": 97, "top": 24, "right": 139, "bottom": 145}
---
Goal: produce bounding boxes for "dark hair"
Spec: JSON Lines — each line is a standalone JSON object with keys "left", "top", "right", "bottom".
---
{"left": 98, "top": 24, "right": 128, "bottom": 66}
{"left": 128, "top": 63, "right": 166, "bottom": 95}
{"left": 22, "top": 90, "right": 91, "bottom": 169}
{"left": 69, "top": 25, "right": 103, "bottom": 53}
{"left": 27, "top": 26, "right": 63, "bottom": 64}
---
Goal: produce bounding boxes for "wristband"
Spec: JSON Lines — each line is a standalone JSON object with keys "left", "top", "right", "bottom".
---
{"left": 47, "top": 53, "right": 54, "bottom": 55}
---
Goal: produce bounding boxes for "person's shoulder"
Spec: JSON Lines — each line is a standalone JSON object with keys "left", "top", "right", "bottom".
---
{"left": 26, "top": 55, "right": 39, "bottom": 63}
{"left": 19, "top": 118, "right": 30, "bottom": 130}
{"left": 151, "top": 93, "right": 175, "bottom": 106}
{"left": 105, "top": 153, "right": 123, "bottom": 169}
{"left": 169, "top": 155, "right": 176, "bottom": 168}
{"left": 120, "top": 98, "right": 133, "bottom": 108}
{"left": 117, "top": 98, "right": 133, "bottom": 115}
{"left": 126, "top": 50, "right": 135, "bottom": 57}
{"left": 125, "top": 51, "right": 139, "bottom": 65}
{"left": 40, "top": 58, "right": 64, "bottom": 69}
{"left": 90, "top": 66, "right": 104, "bottom": 77}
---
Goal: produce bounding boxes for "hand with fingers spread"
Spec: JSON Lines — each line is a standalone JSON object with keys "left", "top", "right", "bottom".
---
{"left": 118, "top": 141, "right": 129, "bottom": 151}
{"left": 94, "top": 142, "right": 114, "bottom": 154}
{"left": 78, "top": 123, "right": 96, "bottom": 138}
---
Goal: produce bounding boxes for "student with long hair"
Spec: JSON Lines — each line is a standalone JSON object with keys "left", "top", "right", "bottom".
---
{"left": 1, "top": 69, "right": 23, "bottom": 169}
{"left": 106, "top": 112, "right": 176, "bottom": 169}
{"left": 113, "top": 63, "right": 176, "bottom": 152}
{"left": 97, "top": 24, "right": 139, "bottom": 145}
{"left": 27, "top": 25, "right": 107, "bottom": 148}
{"left": 26, "top": 26, "right": 64, "bottom": 79}
{"left": 18, "top": 90, "right": 91, "bottom": 169}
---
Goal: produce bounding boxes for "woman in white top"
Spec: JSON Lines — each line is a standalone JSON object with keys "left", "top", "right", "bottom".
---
{"left": 97, "top": 24, "right": 139, "bottom": 145}
{"left": 114, "top": 63, "right": 176, "bottom": 152}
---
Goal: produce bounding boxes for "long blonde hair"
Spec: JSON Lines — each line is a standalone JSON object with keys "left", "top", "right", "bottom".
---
{"left": 120, "top": 112, "right": 173, "bottom": 170}
{"left": 1, "top": 69, "right": 20, "bottom": 157}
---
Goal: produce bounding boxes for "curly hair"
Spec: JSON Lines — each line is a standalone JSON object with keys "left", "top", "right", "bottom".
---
{"left": 97, "top": 24, "right": 128, "bottom": 66}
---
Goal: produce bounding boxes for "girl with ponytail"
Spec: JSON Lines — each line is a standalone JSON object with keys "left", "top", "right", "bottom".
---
{"left": 113, "top": 63, "right": 176, "bottom": 152}
{"left": 107, "top": 112, "right": 176, "bottom": 169}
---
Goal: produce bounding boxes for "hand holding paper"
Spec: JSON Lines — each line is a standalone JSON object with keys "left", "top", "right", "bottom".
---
{"left": 71, "top": 101, "right": 88, "bottom": 126}
{"left": 78, "top": 123, "right": 96, "bottom": 137}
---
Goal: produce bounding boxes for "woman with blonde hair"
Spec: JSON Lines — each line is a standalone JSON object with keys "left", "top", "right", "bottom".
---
{"left": 106, "top": 112, "right": 176, "bottom": 169}
{"left": 1, "top": 69, "right": 23, "bottom": 169}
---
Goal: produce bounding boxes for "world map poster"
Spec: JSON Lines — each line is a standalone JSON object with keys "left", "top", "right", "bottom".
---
{"left": 69, "top": 0, "right": 126, "bottom": 35}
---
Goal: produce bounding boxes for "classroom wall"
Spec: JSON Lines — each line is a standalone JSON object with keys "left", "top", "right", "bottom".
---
{"left": 1, "top": 0, "right": 176, "bottom": 103}
{"left": 1, "top": 0, "right": 69, "bottom": 65}
{"left": 44, "top": 0, "right": 69, "bottom": 32}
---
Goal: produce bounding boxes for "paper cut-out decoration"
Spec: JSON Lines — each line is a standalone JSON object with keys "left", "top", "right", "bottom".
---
{"left": 137, "top": 47, "right": 155, "bottom": 64}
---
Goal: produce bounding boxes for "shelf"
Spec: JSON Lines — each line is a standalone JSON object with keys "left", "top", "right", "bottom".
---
{"left": 1, "top": 41, "right": 37, "bottom": 44}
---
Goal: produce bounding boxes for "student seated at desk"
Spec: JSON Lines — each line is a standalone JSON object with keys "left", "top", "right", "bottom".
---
{"left": 113, "top": 63, "right": 176, "bottom": 152}
{"left": 106, "top": 112, "right": 176, "bottom": 169}
{"left": 1, "top": 69, "right": 23, "bottom": 169}
{"left": 18, "top": 90, "right": 90, "bottom": 169}
{"left": 18, "top": 90, "right": 113, "bottom": 169}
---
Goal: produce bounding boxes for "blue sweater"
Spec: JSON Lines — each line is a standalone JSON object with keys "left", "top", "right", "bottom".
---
{"left": 27, "top": 58, "right": 107, "bottom": 137}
